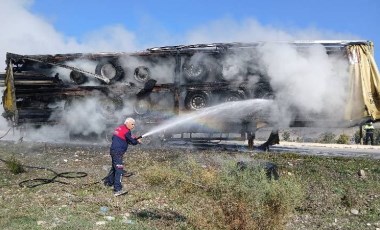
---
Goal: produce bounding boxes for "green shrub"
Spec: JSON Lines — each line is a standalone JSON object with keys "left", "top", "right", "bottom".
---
{"left": 5, "top": 156, "right": 25, "bottom": 174}
{"left": 282, "top": 131, "right": 291, "bottom": 141}
{"left": 336, "top": 134, "right": 350, "bottom": 144}
{"left": 209, "top": 162, "right": 304, "bottom": 230}
{"left": 319, "top": 132, "right": 336, "bottom": 143}
{"left": 142, "top": 163, "right": 176, "bottom": 186}
{"left": 353, "top": 130, "right": 361, "bottom": 144}
{"left": 341, "top": 187, "right": 358, "bottom": 208}
{"left": 141, "top": 159, "right": 304, "bottom": 230}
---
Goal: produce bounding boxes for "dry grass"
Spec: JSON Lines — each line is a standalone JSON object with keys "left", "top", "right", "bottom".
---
{"left": 0, "top": 141, "right": 379, "bottom": 229}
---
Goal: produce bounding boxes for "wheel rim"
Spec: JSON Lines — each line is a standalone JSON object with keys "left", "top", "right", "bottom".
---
{"left": 134, "top": 100, "right": 150, "bottom": 115}
{"left": 70, "top": 71, "right": 86, "bottom": 84}
{"left": 184, "top": 64, "right": 203, "bottom": 78}
{"left": 98, "top": 99, "right": 116, "bottom": 119}
{"left": 225, "top": 95, "right": 241, "bottom": 102}
{"left": 100, "top": 64, "right": 117, "bottom": 80}
{"left": 134, "top": 66, "right": 150, "bottom": 82}
{"left": 191, "top": 96, "right": 207, "bottom": 110}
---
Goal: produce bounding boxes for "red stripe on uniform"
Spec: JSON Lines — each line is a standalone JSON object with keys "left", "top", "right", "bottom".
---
{"left": 113, "top": 125, "right": 130, "bottom": 141}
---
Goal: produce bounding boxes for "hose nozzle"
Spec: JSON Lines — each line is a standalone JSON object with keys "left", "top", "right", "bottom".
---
{"left": 134, "top": 135, "right": 143, "bottom": 140}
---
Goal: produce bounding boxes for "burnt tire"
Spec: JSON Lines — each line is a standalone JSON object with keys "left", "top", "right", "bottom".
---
{"left": 95, "top": 60, "right": 125, "bottom": 84}
{"left": 223, "top": 91, "right": 245, "bottom": 102}
{"left": 184, "top": 91, "right": 210, "bottom": 110}
{"left": 70, "top": 71, "right": 88, "bottom": 85}
{"left": 97, "top": 96, "right": 122, "bottom": 121}
{"left": 254, "top": 82, "right": 274, "bottom": 99}
{"left": 182, "top": 57, "right": 208, "bottom": 82}
{"left": 133, "top": 100, "right": 151, "bottom": 115}
{"left": 134, "top": 66, "right": 150, "bottom": 83}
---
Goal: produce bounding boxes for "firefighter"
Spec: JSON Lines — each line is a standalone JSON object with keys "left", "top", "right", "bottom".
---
{"left": 364, "top": 121, "right": 375, "bottom": 145}
{"left": 103, "top": 117, "right": 142, "bottom": 196}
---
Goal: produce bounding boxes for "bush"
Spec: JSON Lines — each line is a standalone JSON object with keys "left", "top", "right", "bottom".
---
{"left": 141, "top": 159, "right": 304, "bottom": 230}
{"left": 336, "top": 134, "right": 350, "bottom": 144}
{"left": 5, "top": 156, "right": 25, "bottom": 174}
{"left": 142, "top": 163, "right": 176, "bottom": 186}
{"left": 319, "top": 132, "right": 336, "bottom": 144}
{"left": 353, "top": 130, "right": 361, "bottom": 144}
{"left": 210, "top": 162, "right": 303, "bottom": 230}
{"left": 282, "top": 131, "right": 291, "bottom": 141}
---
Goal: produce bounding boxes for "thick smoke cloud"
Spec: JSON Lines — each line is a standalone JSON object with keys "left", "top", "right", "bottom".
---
{"left": 185, "top": 18, "right": 359, "bottom": 44}
{"left": 0, "top": 0, "right": 139, "bottom": 140}
{"left": 257, "top": 43, "right": 349, "bottom": 127}
{"left": 0, "top": 0, "right": 359, "bottom": 142}
{"left": 0, "top": 0, "right": 139, "bottom": 68}
{"left": 185, "top": 18, "right": 355, "bottom": 128}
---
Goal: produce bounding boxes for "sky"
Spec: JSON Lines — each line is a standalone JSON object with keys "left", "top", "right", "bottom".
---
{"left": 0, "top": 0, "right": 379, "bottom": 65}
{"left": 0, "top": 0, "right": 379, "bottom": 141}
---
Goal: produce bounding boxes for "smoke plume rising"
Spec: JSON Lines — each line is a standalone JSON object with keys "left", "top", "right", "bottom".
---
{"left": 257, "top": 43, "right": 349, "bottom": 127}
{"left": 0, "top": 0, "right": 360, "bottom": 142}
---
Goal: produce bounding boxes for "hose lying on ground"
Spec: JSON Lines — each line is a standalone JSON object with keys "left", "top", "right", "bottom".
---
{"left": 0, "top": 128, "right": 12, "bottom": 139}
{"left": 0, "top": 157, "right": 134, "bottom": 188}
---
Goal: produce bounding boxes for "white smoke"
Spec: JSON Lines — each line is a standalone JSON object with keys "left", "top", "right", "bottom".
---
{"left": 0, "top": 0, "right": 139, "bottom": 68}
{"left": 61, "top": 98, "right": 111, "bottom": 136}
{"left": 185, "top": 18, "right": 359, "bottom": 44}
{"left": 256, "top": 43, "right": 349, "bottom": 127}
{"left": 118, "top": 56, "right": 176, "bottom": 84}
{"left": 59, "top": 96, "right": 135, "bottom": 137}
{"left": 0, "top": 1, "right": 363, "bottom": 142}
{"left": 0, "top": 0, "right": 139, "bottom": 140}
{"left": 185, "top": 18, "right": 356, "bottom": 128}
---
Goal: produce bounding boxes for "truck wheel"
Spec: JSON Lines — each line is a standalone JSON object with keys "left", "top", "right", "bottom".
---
{"left": 134, "top": 100, "right": 150, "bottom": 115}
{"left": 97, "top": 96, "right": 121, "bottom": 120}
{"left": 223, "top": 91, "right": 245, "bottom": 102}
{"left": 134, "top": 66, "right": 150, "bottom": 82}
{"left": 95, "top": 60, "right": 125, "bottom": 83}
{"left": 70, "top": 71, "right": 88, "bottom": 85}
{"left": 254, "top": 82, "right": 273, "bottom": 99}
{"left": 182, "top": 57, "right": 208, "bottom": 82}
{"left": 185, "top": 91, "right": 210, "bottom": 110}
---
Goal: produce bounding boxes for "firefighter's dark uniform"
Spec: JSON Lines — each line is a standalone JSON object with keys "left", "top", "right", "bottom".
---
{"left": 364, "top": 122, "right": 375, "bottom": 145}
{"left": 104, "top": 124, "right": 139, "bottom": 192}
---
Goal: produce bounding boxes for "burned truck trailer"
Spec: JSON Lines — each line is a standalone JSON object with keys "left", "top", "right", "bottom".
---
{"left": 1, "top": 41, "right": 380, "bottom": 145}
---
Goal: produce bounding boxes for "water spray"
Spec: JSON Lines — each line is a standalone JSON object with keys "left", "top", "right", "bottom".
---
{"left": 139, "top": 99, "right": 275, "bottom": 138}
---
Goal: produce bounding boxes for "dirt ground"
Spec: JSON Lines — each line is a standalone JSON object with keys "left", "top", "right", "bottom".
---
{"left": 1, "top": 138, "right": 380, "bottom": 230}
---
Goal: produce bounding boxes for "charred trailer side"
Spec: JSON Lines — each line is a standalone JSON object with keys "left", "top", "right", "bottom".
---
{"left": 0, "top": 48, "right": 260, "bottom": 145}
{"left": 1, "top": 41, "right": 380, "bottom": 148}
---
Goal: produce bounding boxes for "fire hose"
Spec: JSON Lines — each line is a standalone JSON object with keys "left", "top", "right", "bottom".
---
{"left": 0, "top": 157, "right": 134, "bottom": 188}
{"left": 0, "top": 128, "right": 12, "bottom": 139}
